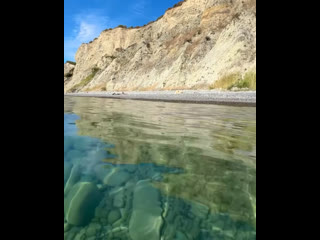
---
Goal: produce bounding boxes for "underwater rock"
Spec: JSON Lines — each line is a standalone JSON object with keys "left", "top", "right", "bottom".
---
{"left": 73, "top": 232, "right": 85, "bottom": 240}
{"left": 129, "top": 180, "right": 163, "bottom": 240}
{"left": 108, "top": 209, "right": 121, "bottom": 224}
{"left": 190, "top": 201, "right": 209, "bottom": 220}
{"left": 93, "top": 164, "right": 112, "bottom": 183}
{"left": 103, "top": 169, "right": 131, "bottom": 187}
{"left": 64, "top": 162, "right": 73, "bottom": 184}
{"left": 64, "top": 223, "right": 71, "bottom": 233}
{"left": 64, "top": 226, "right": 81, "bottom": 240}
{"left": 86, "top": 222, "right": 101, "bottom": 237}
{"left": 175, "top": 231, "right": 188, "bottom": 240}
{"left": 64, "top": 182, "right": 102, "bottom": 226}
{"left": 64, "top": 164, "right": 82, "bottom": 196}
{"left": 109, "top": 187, "right": 125, "bottom": 208}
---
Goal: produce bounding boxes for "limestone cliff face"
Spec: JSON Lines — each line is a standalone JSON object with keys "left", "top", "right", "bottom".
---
{"left": 64, "top": 0, "right": 256, "bottom": 92}
{"left": 64, "top": 62, "right": 75, "bottom": 85}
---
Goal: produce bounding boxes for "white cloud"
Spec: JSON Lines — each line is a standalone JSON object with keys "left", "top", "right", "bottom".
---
{"left": 64, "top": 11, "right": 110, "bottom": 61}
{"left": 132, "top": 0, "right": 146, "bottom": 15}
{"left": 131, "top": 0, "right": 151, "bottom": 20}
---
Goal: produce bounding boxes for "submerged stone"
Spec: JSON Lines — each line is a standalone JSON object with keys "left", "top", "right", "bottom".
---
{"left": 64, "top": 182, "right": 102, "bottom": 226}
{"left": 108, "top": 209, "right": 121, "bottom": 224}
{"left": 190, "top": 201, "right": 209, "bottom": 219}
{"left": 86, "top": 222, "right": 101, "bottom": 237}
{"left": 103, "top": 169, "right": 131, "bottom": 186}
{"left": 64, "top": 164, "right": 81, "bottom": 196}
{"left": 129, "top": 180, "right": 163, "bottom": 240}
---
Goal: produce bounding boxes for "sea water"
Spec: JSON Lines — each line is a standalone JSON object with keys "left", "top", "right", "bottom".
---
{"left": 64, "top": 97, "right": 256, "bottom": 240}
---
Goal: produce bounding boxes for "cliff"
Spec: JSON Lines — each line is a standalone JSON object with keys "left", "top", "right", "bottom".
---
{"left": 64, "top": 0, "right": 256, "bottom": 93}
{"left": 64, "top": 61, "right": 76, "bottom": 85}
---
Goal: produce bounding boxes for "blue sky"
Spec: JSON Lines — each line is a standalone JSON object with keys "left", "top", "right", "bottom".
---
{"left": 64, "top": 0, "right": 179, "bottom": 62}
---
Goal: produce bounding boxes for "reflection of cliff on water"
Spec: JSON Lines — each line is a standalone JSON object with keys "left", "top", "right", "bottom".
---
{"left": 65, "top": 97, "right": 256, "bottom": 226}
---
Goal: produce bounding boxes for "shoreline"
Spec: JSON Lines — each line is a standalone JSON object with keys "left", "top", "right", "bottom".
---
{"left": 64, "top": 90, "right": 256, "bottom": 107}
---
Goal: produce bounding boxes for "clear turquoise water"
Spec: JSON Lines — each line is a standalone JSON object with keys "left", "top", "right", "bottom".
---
{"left": 64, "top": 97, "right": 256, "bottom": 240}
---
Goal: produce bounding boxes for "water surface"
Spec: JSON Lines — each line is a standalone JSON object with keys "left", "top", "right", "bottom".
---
{"left": 64, "top": 97, "right": 256, "bottom": 240}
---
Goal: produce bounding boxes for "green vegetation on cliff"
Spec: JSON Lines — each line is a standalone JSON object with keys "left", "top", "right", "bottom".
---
{"left": 70, "top": 67, "right": 100, "bottom": 93}
{"left": 210, "top": 72, "right": 256, "bottom": 91}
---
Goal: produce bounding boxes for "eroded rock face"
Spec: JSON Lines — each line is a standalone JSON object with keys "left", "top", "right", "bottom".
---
{"left": 64, "top": 62, "right": 76, "bottom": 85}
{"left": 64, "top": 0, "right": 256, "bottom": 92}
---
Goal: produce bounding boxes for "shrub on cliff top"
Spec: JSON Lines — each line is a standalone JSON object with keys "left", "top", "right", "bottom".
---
{"left": 99, "top": 1, "right": 186, "bottom": 33}
{"left": 165, "top": 0, "right": 186, "bottom": 13}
